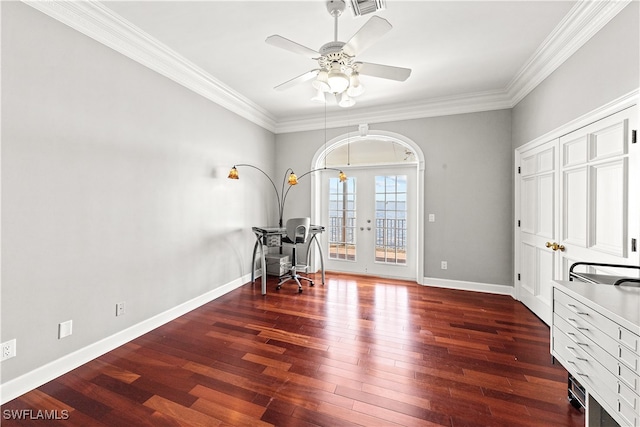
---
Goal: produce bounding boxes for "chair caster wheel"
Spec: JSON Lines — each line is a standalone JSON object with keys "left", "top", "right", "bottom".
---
{"left": 276, "top": 286, "right": 281, "bottom": 291}
{"left": 310, "top": 282, "right": 315, "bottom": 287}
{"left": 298, "top": 288, "right": 303, "bottom": 293}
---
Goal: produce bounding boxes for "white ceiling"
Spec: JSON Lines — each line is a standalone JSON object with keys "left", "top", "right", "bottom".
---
{"left": 37, "top": 1, "right": 628, "bottom": 132}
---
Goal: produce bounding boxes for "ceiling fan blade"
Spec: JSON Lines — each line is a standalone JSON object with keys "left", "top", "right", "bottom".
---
{"left": 342, "top": 16, "right": 392, "bottom": 57}
{"left": 274, "top": 69, "right": 319, "bottom": 91}
{"left": 357, "top": 62, "right": 411, "bottom": 81}
{"left": 265, "top": 35, "right": 319, "bottom": 59}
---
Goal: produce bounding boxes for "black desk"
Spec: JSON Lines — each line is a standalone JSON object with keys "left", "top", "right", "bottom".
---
{"left": 251, "top": 225, "right": 325, "bottom": 295}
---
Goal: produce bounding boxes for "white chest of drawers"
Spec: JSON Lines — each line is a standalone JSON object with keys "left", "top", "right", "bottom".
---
{"left": 552, "top": 281, "right": 640, "bottom": 427}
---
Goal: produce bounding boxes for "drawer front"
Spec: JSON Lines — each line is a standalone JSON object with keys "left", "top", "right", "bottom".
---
{"left": 619, "top": 326, "right": 639, "bottom": 353}
{"left": 617, "top": 397, "right": 638, "bottom": 427}
{"left": 619, "top": 362, "right": 640, "bottom": 395}
{"left": 554, "top": 326, "right": 618, "bottom": 401}
{"left": 619, "top": 343, "right": 640, "bottom": 374}
{"left": 554, "top": 327, "right": 640, "bottom": 426}
{"left": 554, "top": 300, "right": 618, "bottom": 358}
{"left": 555, "top": 289, "right": 619, "bottom": 339}
{"left": 554, "top": 314, "right": 618, "bottom": 375}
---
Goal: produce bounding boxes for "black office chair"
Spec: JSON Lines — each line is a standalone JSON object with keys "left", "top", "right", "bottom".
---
{"left": 276, "top": 217, "right": 314, "bottom": 293}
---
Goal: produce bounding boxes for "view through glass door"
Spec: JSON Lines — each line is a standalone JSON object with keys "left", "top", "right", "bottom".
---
{"left": 321, "top": 165, "right": 417, "bottom": 280}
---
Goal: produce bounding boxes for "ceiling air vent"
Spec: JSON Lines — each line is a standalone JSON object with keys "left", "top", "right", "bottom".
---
{"left": 348, "top": 0, "right": 386, "bottom": 17}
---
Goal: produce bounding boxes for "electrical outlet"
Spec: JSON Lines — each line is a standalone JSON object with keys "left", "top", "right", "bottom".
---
{"left": 58, "top": 320, "right": 73, "bottom": 339}
{"left": 116, "top": 302, "right": 125, "bottom": 317}
{"left": 428, "top": 214, "right": 435, "bottom": 222}
{"left": 441, "top": 261, "right": 448, "bottom": 270}
{"left": 1, "top": 339, "right": 16, "bottom": 361}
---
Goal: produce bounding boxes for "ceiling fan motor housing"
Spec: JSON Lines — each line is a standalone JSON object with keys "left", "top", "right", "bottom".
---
{"left": 319, "top": 41, "right": 345, "bottom": 56}
{"left": 318, "top": 48, "right": 354, "bottom": 75}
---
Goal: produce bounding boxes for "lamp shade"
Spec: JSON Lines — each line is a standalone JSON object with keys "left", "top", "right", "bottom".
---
{"left": 228, "top": 166, "right": 239, "bottom": 179}
{"left": 288, "top": 172, "right": 298, "bottom": 185}
{"left": 327, "top": 63, "right": 349, "bottom": 94}
{"left": 312, "top": 70, "right": 330, "bottom": 93}
{"left": 347, "top": 73, "right": 365, "bottom": 97}
{"left": 339, "top": 171, "right": 347, "bottom": 182}
{"left": 311, "top": 88, "right": 326, "bottom": 103}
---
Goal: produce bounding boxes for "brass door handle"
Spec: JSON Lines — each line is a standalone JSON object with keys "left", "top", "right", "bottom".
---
{"left": 545, "top": 242, "right": 565, "bottom": 252}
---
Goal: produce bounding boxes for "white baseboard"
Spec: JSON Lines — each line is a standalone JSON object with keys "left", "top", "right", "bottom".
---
{"left": 0, "top": 274, "right": 251, "bottom": 405}
{"left": 422, "top": 277, "right": 515, "bottom": 298}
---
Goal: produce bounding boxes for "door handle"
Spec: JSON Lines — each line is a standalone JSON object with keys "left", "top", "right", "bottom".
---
{"left": 545, "top": 242, "right": 565, "bottom": 252}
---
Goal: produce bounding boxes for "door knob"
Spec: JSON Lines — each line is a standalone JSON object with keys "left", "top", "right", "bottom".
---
{"left": 545, "top": 242, "right": 565, "bottom": 252}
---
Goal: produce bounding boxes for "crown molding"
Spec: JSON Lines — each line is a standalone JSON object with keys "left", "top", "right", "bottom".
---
{"left": 274, "top": 90, "right": 512, "bottom": 133}
{"left": 23, "top": 0, "right": 278, "bottom": 133}
{"left": 23, "top": 0, "right": 631, "bottom": 134}
{"left": 506, "top": 0, "right": 632, "bottom": 106}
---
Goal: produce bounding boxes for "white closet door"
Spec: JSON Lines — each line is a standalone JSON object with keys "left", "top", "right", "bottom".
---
{"left": 516, "top": 139, "right": 559, "bottom": 325}
{"left": 559, "top": 106, "right": 639, "bottom": 278}
{"left": 516, "top": 105, "right": 638, "bottom": 326}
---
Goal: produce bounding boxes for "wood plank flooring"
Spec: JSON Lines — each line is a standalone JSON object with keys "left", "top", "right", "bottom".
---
{"left": 2, "top": 273, "right": 585, "bottom": 426}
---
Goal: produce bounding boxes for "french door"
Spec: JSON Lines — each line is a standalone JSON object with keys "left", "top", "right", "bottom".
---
{"left": 320, "top": 165, "right": 417, "bottom": 280}
{"left": 516, "top": 105, "right": 638, "bottom": 325}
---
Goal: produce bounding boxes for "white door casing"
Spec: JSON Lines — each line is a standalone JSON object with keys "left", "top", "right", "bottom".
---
{"left": 309, "top": 131, "right": 424, "bottom": 283}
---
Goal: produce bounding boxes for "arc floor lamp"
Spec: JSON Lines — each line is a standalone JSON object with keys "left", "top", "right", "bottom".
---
{"left": 228, "top": 164, "right": 346, "bottom": 227}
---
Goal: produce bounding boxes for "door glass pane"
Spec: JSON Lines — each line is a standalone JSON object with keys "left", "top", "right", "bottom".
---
{"left": 375, "top": 175, "right": 407, "bottom": 264}
{"left": 328, "top": 177, "right": 356, "bottom": 261}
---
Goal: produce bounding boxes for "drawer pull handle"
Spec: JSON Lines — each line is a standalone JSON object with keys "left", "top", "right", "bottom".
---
{"left": 567, "top": 304, "right": 589, "bottom": 315}
{"left": 567, "top": 319, "right": 588, "bottom": 330}
{"left": 576, "top": 373, "right": 589, "bottom": 377}
{"left": 566, "top": 347, "right": 589, "bottom": 362}
{"left": 566, "top": 332, "right": 588, "bottom": 346}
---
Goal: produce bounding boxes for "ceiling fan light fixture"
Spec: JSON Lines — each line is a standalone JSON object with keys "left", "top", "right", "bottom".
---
{"left": 347, "top": 73, "right": 365, "bottom": 97}
{"left": 338, "top": 92, "right": 355, "bottom": 108}
{"left": 312, "top": 70, "right": 331, "bottom": 92}
{"left": 328, "top": 71, "right": 349, "bottom": 94}
{"left": 328, "top": 62, "right": 350, "bottom": 94}
{"left": 311, "top": 88, "right": 326, "bottom": 103}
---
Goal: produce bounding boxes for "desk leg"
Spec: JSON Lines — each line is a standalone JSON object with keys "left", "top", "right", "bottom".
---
{"left": 308, "top": 234, "right": 325, "bottom": 285}
{"left": 251, "top": 233, "right": 267, "bottom": 295}
{"left": 251, "top": 235, "right": 260, "bottom": 284}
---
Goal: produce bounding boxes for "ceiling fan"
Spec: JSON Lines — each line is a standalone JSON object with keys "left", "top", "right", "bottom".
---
{"left": 265, "top": 0, "right": 411, "bottom": 107}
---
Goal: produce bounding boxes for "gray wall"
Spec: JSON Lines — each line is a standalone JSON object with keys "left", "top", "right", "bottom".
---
{"left": 276, "top": 109, "right": 513, "bottom": 286}
{"left": 512, "top": 1, "right": 639, "bottom": 148}
{"left": 1, "top": 2, "right": 275, "bottom": 383}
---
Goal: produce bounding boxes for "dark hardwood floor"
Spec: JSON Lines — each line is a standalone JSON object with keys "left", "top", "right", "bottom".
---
{"left": 2, "top": 273, "right": 584, "bottom": 426}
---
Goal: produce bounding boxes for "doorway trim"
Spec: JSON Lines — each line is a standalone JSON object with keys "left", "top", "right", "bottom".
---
{"left": 309, "top": 130, "right": 425, "bottom": 284}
